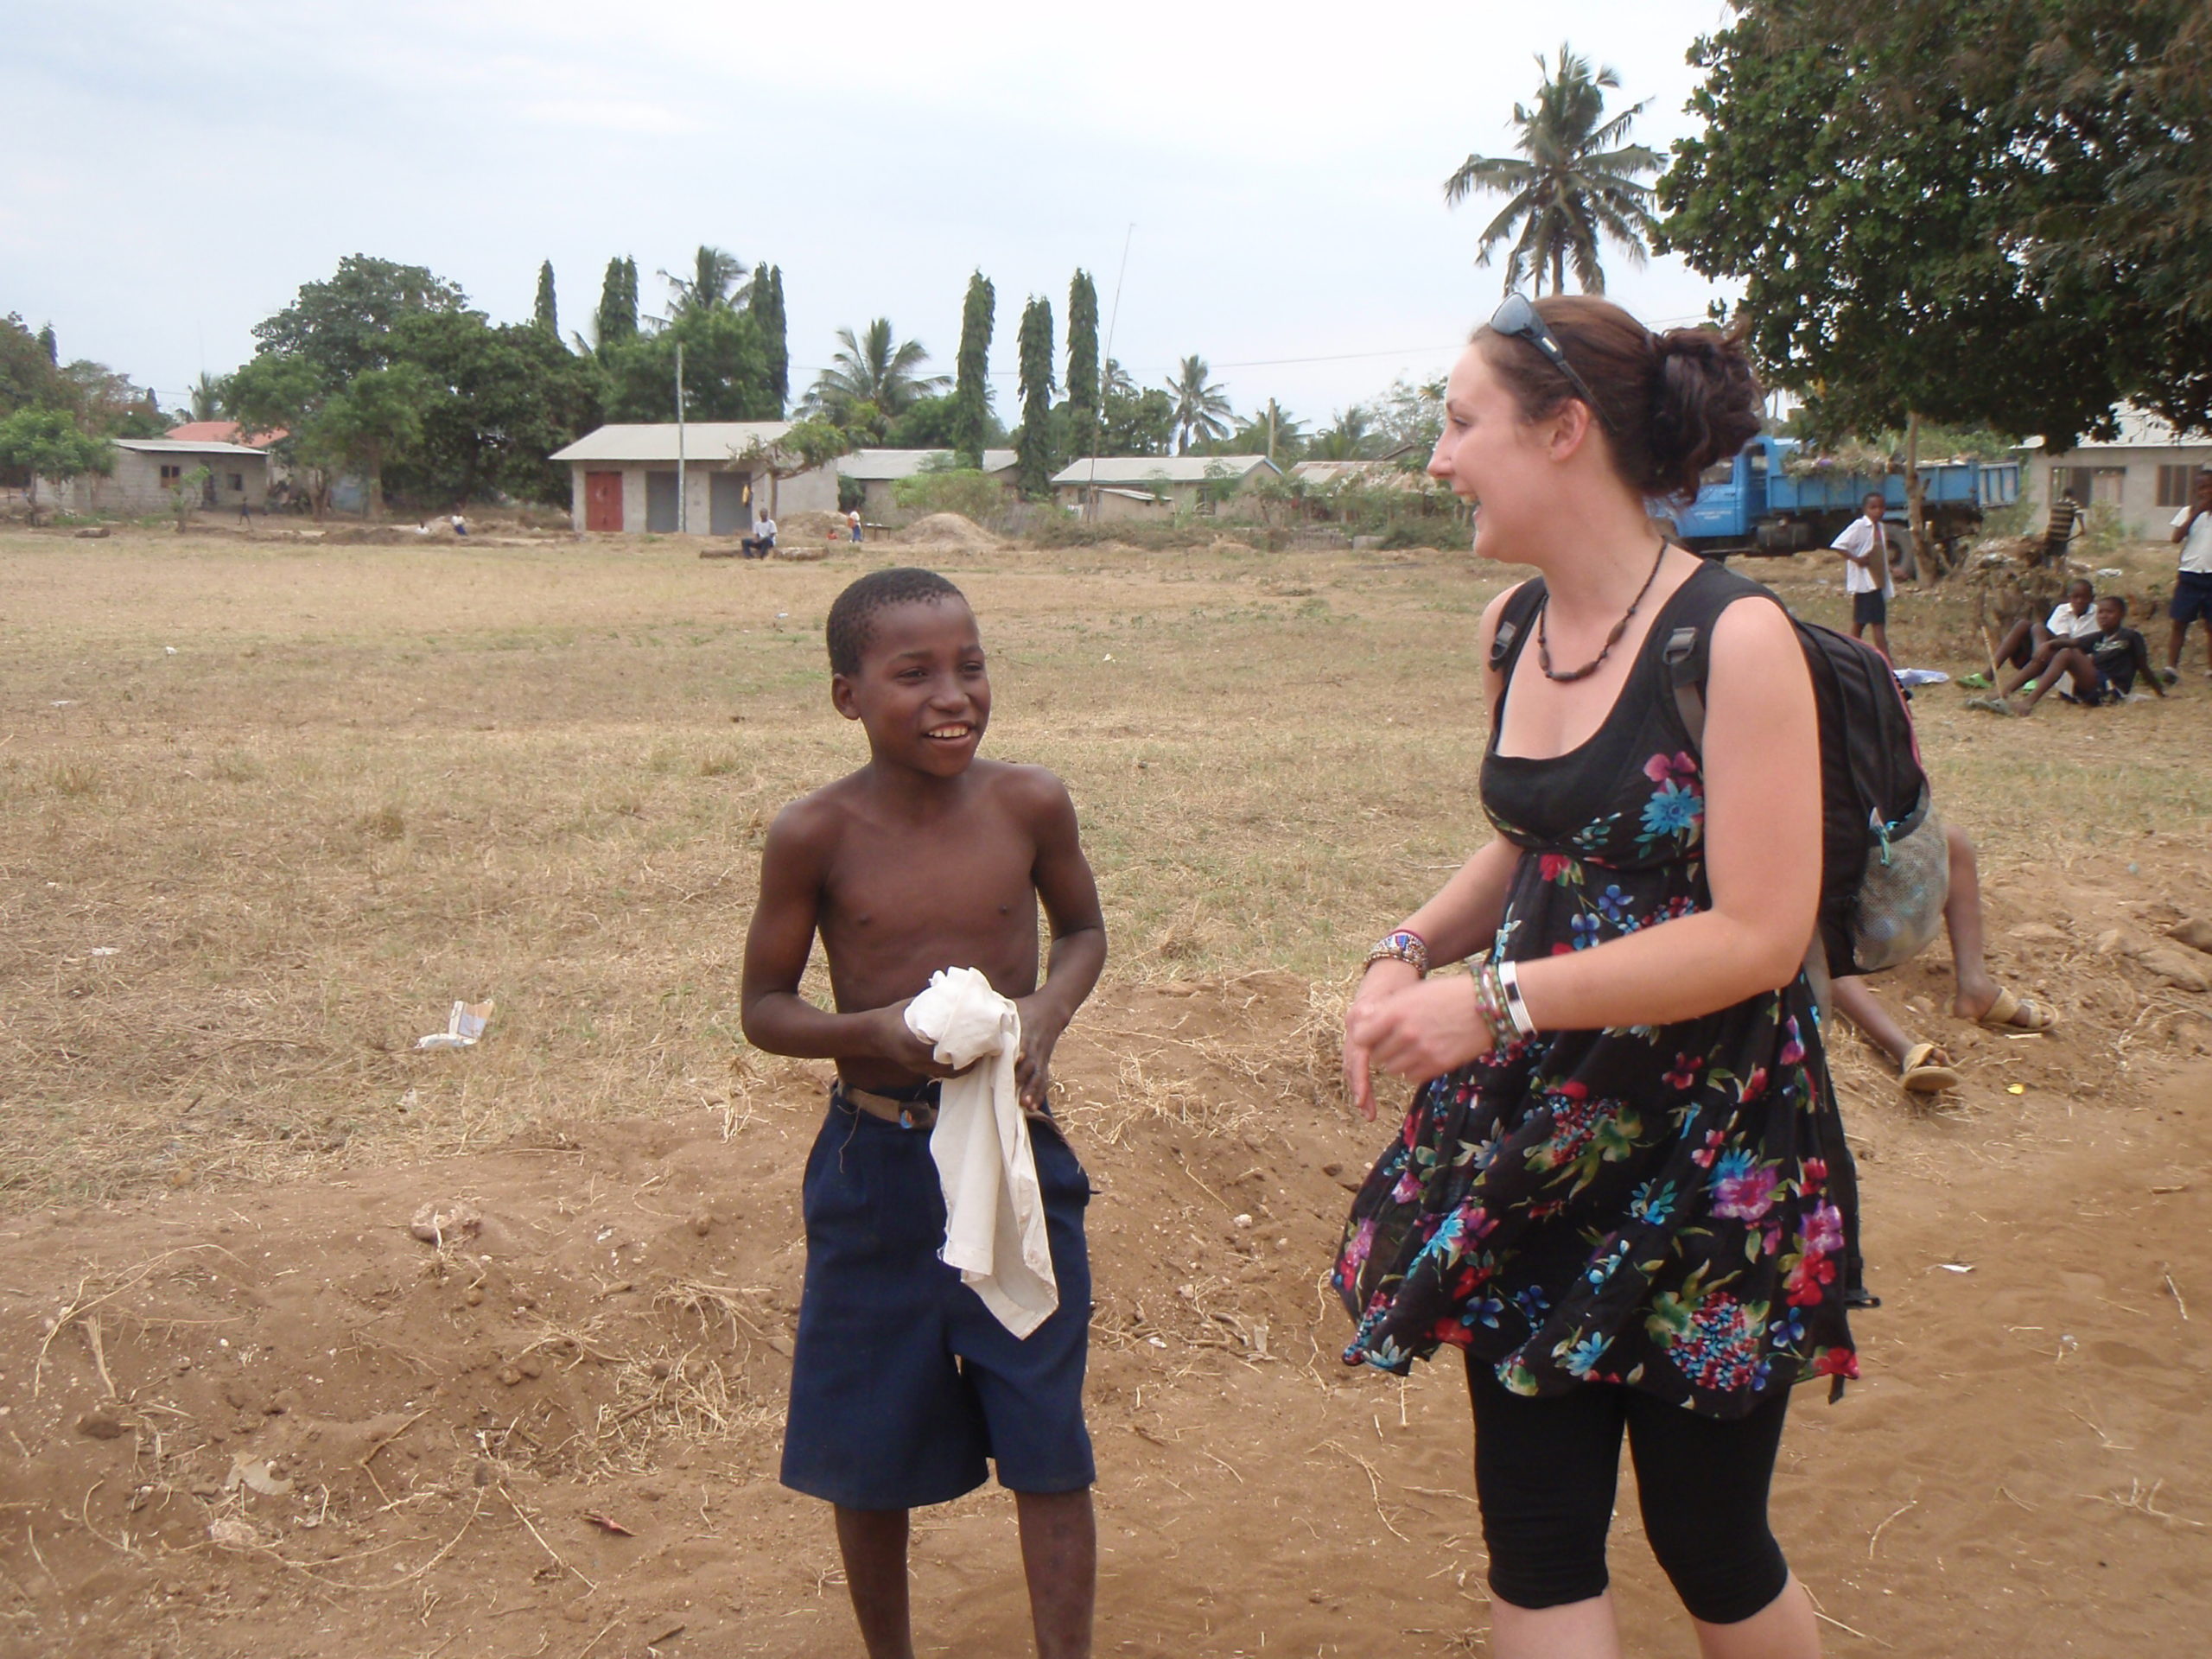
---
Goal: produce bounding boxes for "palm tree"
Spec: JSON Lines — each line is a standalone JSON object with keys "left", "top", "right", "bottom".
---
{"left": 658, "top": 245, "right": 751, "bottom": 320}
{"left": 187, "top": 372, "right": 226, "bottom": 423}
{"left": 1312, "top": 406, "right": 1376, "bottom": 461}
{"left": 1444, "top": 42, "right": 1661, "bottom": 296}
{"left": 1167, "top": 354, "right": 1233, "bottom": 454}
{"left": 805, "top": 320, "right": 950, "bottom": 420}
{"left": 1231, "top": 399, "right": 1306, "bottom": 461}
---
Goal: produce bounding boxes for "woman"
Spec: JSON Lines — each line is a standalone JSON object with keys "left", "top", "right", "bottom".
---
{"left": 1335, "top": 295, "right": 1856, "bottom": 1659}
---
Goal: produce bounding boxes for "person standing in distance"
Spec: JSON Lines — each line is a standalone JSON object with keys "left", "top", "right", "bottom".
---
{"left": 1334, "top": 294, "right": 1853, "bottom": 1659}
{"left": 2166, "top": 469, "right": 2212, "bottom": 681}
{"left": 1831, "top": 492, "right": 1900, "bottom": 661}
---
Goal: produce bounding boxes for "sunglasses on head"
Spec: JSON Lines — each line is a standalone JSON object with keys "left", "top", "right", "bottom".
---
{"left": 1490, "top": 294, "right": 1605, "bottom": 426}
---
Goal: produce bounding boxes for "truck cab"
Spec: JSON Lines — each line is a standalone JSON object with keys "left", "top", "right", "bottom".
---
{"left": 1660, "top": 435, "right": 1789, "bottom": 554}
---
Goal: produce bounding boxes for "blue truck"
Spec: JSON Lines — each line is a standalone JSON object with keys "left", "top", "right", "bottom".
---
{"left": 1664, "top": 435, "right": 2020, "bottom": 559}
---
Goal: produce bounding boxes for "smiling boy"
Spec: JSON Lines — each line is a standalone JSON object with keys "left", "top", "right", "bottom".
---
{"left": 741, "top": 566, "right": 1106, "bottom": 1659}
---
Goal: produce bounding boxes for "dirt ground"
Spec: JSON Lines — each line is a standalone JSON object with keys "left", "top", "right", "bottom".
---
{"left": 1, "top": 526, "right": 2209, "bottom": 1657}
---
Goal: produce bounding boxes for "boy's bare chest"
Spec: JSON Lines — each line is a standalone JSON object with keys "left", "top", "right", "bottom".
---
{"left": 820, "top": 821, "right": 1037, "bottom": 942}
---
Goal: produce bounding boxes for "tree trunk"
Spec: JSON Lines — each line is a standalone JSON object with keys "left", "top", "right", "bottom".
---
{"left": 24, "top": 474, "right": 36, "bottom": 528}
{"left": 367, "top": 442, "right": 384, "bottom": 522}
{"left": 1551, "top": 243, "right": 1565, "bottom": 297}
{"left": 1903, "top": 411, "right": 1929, "bottom": 581}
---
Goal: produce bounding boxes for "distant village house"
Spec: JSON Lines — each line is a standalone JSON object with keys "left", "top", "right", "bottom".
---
{"left": 2020, "top": 407, "right": 2212, "bottom": 538}
{"left": 550, "top": 423, "right": 840, "bottom": 534}
{"left": 1049, "top": 454, "right": 1280, "bottom": 521}
{"left": 41, "top": 435, "right": 271, "bottom": 516}
{"left": 836, "top": 448, "right": 1018, "bottom": 518}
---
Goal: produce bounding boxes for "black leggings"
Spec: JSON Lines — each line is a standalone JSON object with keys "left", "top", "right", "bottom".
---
{"left": 1466, "top": 1354, "right": 1792, "bottom": 1625}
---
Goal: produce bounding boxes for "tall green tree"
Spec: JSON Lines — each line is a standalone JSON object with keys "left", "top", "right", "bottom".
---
{"left": 382, "top": 312, "right": 601, "bottom": 506}
{"left": 251, "top": 255, "right": 468, "bottom": 389}
{"left": 1167, "top": 355, "right": 1232, "bottom": 454}
{"left": 952, "top": 271, "right": 995, "bottom": 470}
{"left": 37, "top": 324, "right": 57, "bottom": 364}
{"left": 1, "top": 315, "right": 70, "bottom": 418}
{"left": 533, "top": 261, "right": 559, "bottom": 337}
{"left": 187, "top": 372, "right": 226, "bottom": 422}
{"left": 0, "top": 408, "right": 112, "bottom": 523}
{"left": 807, "top": 319, "right": 948, "bottom": 421}
{"left": 1312, "top": 406, "right": 1376, "bottom": 461}
{"left": 1065, "top": 270, "right": 1100, "bottom": 443}
{"left": 595, "top": 257, "right": 639, "bottom": 353}
{"left": 1097, "top": 361, "right": 1173, "bottom": 456}
{"left": 659, "top": 245, "right": 749, "bottom": 321}
{"left": 601, "top": 304, "right": 776, "bottom": 425}
{"left": 754, "top": 264, "right": 789, "bottom": 410}
{"left": 1231, "top": 401, "right": 1306, "bottom": 461}
{"left": 1446, "top": 42, "right": 1661, "bottom": 295}
{"left": 1015, "top": 296, "right": 1058, "bottom": 495}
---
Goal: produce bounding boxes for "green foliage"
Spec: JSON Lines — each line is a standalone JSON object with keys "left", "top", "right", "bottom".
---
{"left": 1065, "top": 270, "right": 1100, "bottom": 437}
{"left": 1, "top": 315, "right": 69, "bottom": 418}
{"left": 595, "top": 257, "right": 640, "bottom": 353}
{"left": 533, "top": 261, "right": 559, "bottom": 337}
{"left": 1230, "top": 400, "right": 1305, "bottom": 461}
{"left": 168, "top": 464, "right": 213, "bottom": 529}
{"left": 953, "top": 271, "right": 995, "bottom": 471}
{"left": 808, "top": 319, "right": 947, "bottom": 420}
{"left": 0, "top": 407, "right": 114, "bottom": 521}
{"left": 837, "top": 473, "right": 867, "bottom": 513}
{"left": 887, "top": 393, "right": 963, "bottom": 448}
{"left": 601, "top": 304, "right": 777, "bottom": 424}
{"left": 1096, "top": 362, "right": 1173, "bottom": 457}
{"left": 381, "top": 312, "right": 602, "bottom": 506}
{"left": 1446, "top": 41, "right": 1660, "bottom": 295}
{"left": 1661, "top": 0, "right": 2212, "bottom": 442}
{"left": 747, "top": 416, "right": 849, "bottom": 475}
{"left": 754, "top": 264, "right": 789, "bottom": 411}
{"left": 251, "top": 255, "right": 470, "bottom": 391}
{"left": 836, "top": 398, "right": 889, "bottom": 447}
{"left": 1167, "top": 355, "right": 1231, "bottom": 455}
{"left": 1016, "top": 296, "right": 1058, "bottom": 496}
{"left": 892, "top": 467, "right": 1002, "bottom": 522}
{"left": 36, "top": 324, "right": 56, "bottom": 365}
{"left": 186, "top": 372, "right": 226, "bottom": 423}
{"left": 1369, "top": 376, "right": 1447, "bottom": 455}
{"left": 658, "top": 245, "right": 750, "bottom": 323}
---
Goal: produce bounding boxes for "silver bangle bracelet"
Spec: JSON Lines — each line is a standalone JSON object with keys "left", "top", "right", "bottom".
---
{"left": 1497, "top": 959, "right": 1538, "bottom": 1039}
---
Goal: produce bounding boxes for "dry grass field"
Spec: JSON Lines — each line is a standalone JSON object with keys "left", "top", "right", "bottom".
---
{"left": 0, "top": 523, "right": 2209, "bottom": 1658}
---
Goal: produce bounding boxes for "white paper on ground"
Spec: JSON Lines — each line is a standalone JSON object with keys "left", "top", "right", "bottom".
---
{"left": 905, "top": 966, "right": 1057, "bottom": 1338}
{"left": 415, "top": 1000, "right": 494, "bottom": 1051}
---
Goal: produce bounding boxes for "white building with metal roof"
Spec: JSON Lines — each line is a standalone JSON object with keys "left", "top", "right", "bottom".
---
{"left": 41, "top": 436, "right": 270, "bottom": 517}
{"left": 549, "top": 422, "right": 839, "bottom": 534}
{"left": 2017, "top": 406, "right": 2212, "bottom": 538}
{"left": 835, "top": 448, "right": 1018, "bottom": 517}
{"left": 1049, "top": 454, "right": 1280, "bottom": 519}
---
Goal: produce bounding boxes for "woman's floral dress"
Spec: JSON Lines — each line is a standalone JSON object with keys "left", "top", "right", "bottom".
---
{"left": 1334, "top": 565, "right": 1859, "bottom": 1419}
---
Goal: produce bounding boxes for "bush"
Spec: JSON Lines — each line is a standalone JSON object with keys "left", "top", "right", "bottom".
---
{"left": 837, "top": 474, "right": 866, "bottom": 513}
{"left": 891, "top": 468, "right": 1003, "bottom": 523}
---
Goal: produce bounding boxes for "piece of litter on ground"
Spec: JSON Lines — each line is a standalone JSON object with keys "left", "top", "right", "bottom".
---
{"left": 409, "top": 1200, "right": 483, "bottom": 1245}
{"left": 2096, "top": 567, "right": 2123, "bottom": 579}
{"left": 1935, "top": 1262, "right": 1975, "bottom": 1274}
{"left": 415, "top": 998, "right": 494, "bottom": 1051}
{"left": 583, "top": 1511, "right": 635, "bottom": 1536}
{"left": 88, "top": 946, "right": 118, "bottom": 957}
{"left": 164, "top": 645, "right": 177, "bottom": 655}
{"left": 1893, "top": 667, "right": 1950, "bottom": 687}
{"left": 226, "top": 1454, "right": 295, "bottom": 1497}
{"left": 50, "top": 700, "right": 73, "bottom": 708}
{"left": 1147, "top": 1336, "right": 1167, "bottom": 1349}
{"left": 2006, "top": 1083, "right": 2026, "bottom": 1095}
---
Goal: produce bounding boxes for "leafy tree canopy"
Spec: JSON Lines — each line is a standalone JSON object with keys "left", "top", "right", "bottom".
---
{"left": 806, "top": 320, "right": 948, "bottom": 421}
{"left": 251, "top": 255, "right": 472, "bottom": 391}
{"left": 601, "top": 303, "right": 777, "bottom": 425}
{"left": 0, "top": 315, "right": 68, "bottom": 418}
{"left": 953, "top": 271, "right": 996, "bottom": 470}
{"left": 886, "top": 393, "right": 964, "bottom": 449}
{"left": 1167, "top": 355, "right": 1232, "bottom": 455}
{"left": 1016, "top": 297, "right": 1058, "bottom": 495}
{"left": 1662, "top": 0, "right": 2212, "bottom": 442}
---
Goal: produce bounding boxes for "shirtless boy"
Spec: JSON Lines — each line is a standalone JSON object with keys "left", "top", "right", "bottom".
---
{"left": 741, "top": 567, "right": 1107, "bottom": 1659}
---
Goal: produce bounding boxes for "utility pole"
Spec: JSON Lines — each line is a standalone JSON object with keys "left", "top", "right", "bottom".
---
{"left": 676, "top": 342, "right": 688, "bottom": 534}
{"left": 1267, "top": 399, "right": 1277, "bottom": 464}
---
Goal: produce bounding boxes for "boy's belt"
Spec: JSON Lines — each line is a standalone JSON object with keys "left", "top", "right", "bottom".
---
{"left": 842, "top": 1085, "right": 938, "bottom": 1130}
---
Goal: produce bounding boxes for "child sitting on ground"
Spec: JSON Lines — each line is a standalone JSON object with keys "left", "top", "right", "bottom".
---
{"left": 1989, "top": 578, "right": 2097, "bottom": 673}
{"left": 1827, "top": 822, "right": 2056, "bottom": 1094}
{"left": 740, "top": 566, "right": 1107, "bottom": 1659}
{"left": 1985, "top": 594, "right": 2167, "bottom": 715}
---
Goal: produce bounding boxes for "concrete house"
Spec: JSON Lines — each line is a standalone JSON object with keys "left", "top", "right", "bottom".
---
{"left": 836, "top": 448, "right": 1018, "bottom": 518}
{"left": 549, "top": 423, "right": 839, "bottom": 534}
{"left": 1049, "top": 454, "right": 1280, "bottom": 520}
{"left": 2020, "top": 407, "right": 2212, "bottom": 538}
{"left": 42, "top": 436, "right": 270, "bottom": 515}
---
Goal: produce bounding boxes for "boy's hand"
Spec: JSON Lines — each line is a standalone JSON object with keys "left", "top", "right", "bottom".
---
{"left": 1013, "top": 995, "right": 1069, "bottom": 1113}
{"left": 870, "top": 1002, "right": 962, "bottom": 1078}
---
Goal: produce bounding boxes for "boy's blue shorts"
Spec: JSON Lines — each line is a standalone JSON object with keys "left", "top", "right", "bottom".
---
{"left": 779, "top": 1087, "right": 1096, "bottom": 1510}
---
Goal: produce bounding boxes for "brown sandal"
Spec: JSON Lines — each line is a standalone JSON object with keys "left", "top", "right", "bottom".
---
{"left": 1977, "top": 988, "right": 2057, "bottom": 1033}
{"left": 1899, "top": 1042, "right": 1961, "bottom": 1094}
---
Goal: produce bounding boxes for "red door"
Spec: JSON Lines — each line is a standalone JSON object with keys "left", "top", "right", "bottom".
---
{"left": 585, "top": 471, "right": 623, "bottom": 531}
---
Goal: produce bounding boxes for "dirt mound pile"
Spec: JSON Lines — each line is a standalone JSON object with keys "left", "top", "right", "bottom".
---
{"left": 775, "top": 511, "right": 845, "bottom": 542}
{"left": 894, "top": 512, "right": 1001, "bottom": 550}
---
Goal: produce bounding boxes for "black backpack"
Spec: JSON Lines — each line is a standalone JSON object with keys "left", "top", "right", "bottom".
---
{"left": 1491, "top": 563, "right": 1948, "bottom": 981}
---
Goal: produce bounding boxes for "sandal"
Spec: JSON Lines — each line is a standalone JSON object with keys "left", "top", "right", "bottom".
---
{"left": 1975, "top": 988, "right": 2058, "bottom": 1033}
{"left": 1898, "top": 1042, "right": 1961, "bottom": 1094}
{"left": 1965, "top": 696, "right": 2021, "bottom": 716}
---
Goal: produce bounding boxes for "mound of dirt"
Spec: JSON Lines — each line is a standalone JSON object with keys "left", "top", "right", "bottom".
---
{"left": 894, "top": 512, "right": 1001, "bottom": 550}
{"left": 774, "top": 511, "right": 845, "bottom": 542}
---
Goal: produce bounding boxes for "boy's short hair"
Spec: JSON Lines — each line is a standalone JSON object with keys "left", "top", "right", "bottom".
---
{"left": 825, "top": 567, "right": 967, "bottom": 676}
{"left": 2098, "top": 594, "right": 2128, "bottom": 617}
{"left": 1863, "top": 491, "right": 1885, "bottom": 504}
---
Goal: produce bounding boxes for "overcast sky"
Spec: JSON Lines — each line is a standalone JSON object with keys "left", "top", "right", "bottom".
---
{"left": 9, "top": 0, "right": 1743, "bottom": 429}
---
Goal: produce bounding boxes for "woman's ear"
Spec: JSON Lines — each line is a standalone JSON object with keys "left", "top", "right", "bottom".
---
{"left": 1545, "top": 398, "right": 1598, "bottom": 462}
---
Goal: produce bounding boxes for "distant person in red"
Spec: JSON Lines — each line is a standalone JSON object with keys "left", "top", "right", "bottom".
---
{"left": 1830, "top": 492, "right": 1901, "bottom": 661}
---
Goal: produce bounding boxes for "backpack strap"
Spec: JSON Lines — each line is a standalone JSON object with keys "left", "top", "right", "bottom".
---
{"left": 1487, "top": 577, "right": 1548, "bottom": 679}
{"left": 1653, "top": 561, "right": 1773, "bottom": 759}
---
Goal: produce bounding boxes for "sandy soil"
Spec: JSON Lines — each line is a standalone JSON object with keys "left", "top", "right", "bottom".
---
{"left": 1, "top": 961, "right": 2207, "bottom": 1659}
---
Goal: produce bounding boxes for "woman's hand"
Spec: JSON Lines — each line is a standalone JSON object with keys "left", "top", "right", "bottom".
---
{"left": 1344, "top": 971, "right": 1496, "bottom": 1122}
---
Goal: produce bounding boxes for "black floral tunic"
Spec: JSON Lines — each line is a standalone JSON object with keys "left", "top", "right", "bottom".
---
{"left": 1333, "top": 566, "right": 1859, "bottom": 1418}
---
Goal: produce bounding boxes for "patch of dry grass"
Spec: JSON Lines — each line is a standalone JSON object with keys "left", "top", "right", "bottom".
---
{"left": 2, "top": 528, "right": 2207, "bottom": 1208}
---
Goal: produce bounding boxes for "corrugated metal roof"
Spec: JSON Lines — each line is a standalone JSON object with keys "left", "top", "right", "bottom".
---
{"left": 2017, "top": 406, "right": 2212, "bottom": 452}
{"left": 548, "top": 423, "right": 796, "bottom": 463}
{"left": 836, "top": 448, "right": 1017, "bottom": 480}
{"left": 1049, "top": 454, "right": 1278, "bottom": 487}
{"left": 113, "top": 438, "right": 269, "bottom": 457}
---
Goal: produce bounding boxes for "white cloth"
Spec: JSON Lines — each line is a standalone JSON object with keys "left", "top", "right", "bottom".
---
{"left": 1832, "top": 516, "right": 1894, "bottom": 596}
{"left": 906, "top": 967, "right": 1056, "bottom": 1338}
{"left": 2045, "top": 601, "right": 2100, "bottom": 640}
{"left": 2174, "top": 505, "right": 2212, "bottom": 576}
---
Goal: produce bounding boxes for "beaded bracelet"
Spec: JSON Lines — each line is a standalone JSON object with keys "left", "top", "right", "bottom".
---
{"left": 1470, "top": 961, "right": 1512, "bottom": 1051}
{"left": 1363, "top": 929, "right": 1431, "bottom": 978}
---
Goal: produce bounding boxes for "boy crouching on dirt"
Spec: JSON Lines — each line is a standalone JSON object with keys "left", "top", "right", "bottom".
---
{"left": 740, "top": 566, "right": 1107, "bottom": 1659}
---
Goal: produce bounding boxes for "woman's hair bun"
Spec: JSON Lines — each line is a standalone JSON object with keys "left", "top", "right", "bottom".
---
{"left": 1645, "top": 324, "right": 1763, "bottom": 501}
